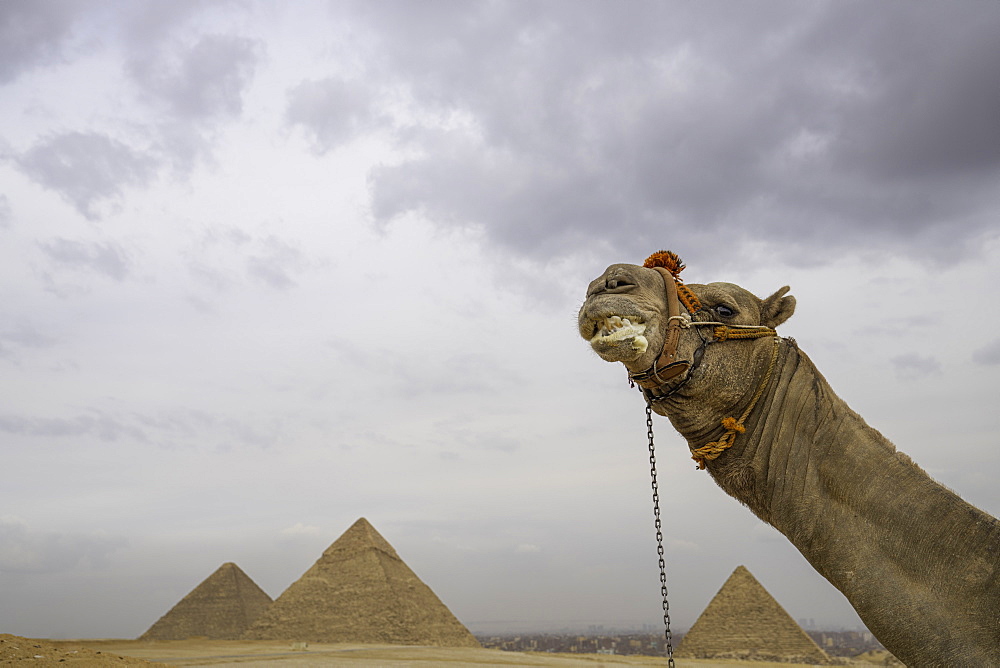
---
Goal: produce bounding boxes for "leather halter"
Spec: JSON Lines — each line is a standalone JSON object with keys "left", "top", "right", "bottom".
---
{"left": 628, "top": 267, "right": 778, "bottom": 403}
{"left": 628, "top": 267, "right": 692, "bottom": 393}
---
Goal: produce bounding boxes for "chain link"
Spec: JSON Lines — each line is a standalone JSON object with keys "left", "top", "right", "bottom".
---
{"left": 646, "top": 402, "right": 675, "bottom": 666}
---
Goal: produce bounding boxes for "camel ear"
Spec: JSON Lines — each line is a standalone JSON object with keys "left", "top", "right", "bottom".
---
{"left": 762, "top": 286, "right": 795, "bottom": 328}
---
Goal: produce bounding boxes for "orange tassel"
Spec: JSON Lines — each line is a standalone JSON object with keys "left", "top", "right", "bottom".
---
{"left": 645, "top": 251, "right": 702, "bottom": 312}
{"left": 643, "top": 250, "right": 685, "bottom": 277}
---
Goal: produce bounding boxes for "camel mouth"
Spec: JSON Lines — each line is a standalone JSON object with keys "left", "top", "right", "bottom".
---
{"left": 588, "top": 315, "right": 649, "bottom": 357}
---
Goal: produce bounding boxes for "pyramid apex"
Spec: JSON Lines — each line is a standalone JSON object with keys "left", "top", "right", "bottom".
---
{"left": 322, "top": 517, "right": 399, "bottom": 559}
{"left": 214, "top": 562, "right": 249, "bottom": 577}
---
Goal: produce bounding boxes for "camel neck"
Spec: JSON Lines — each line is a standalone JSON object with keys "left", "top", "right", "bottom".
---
{"left": 699, "top": 345, "right": 1000, "bottom": 666}
{"left": 743, "top": 348, "right": 995, "bottom": 546}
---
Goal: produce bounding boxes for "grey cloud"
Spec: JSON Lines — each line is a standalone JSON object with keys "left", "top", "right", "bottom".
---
{"left": 0, "top": 412, "right": 147, "bottom": 443}
{"left": 821, "top": 4, "right": 1000, "bottom": 181}
{"left": 0, "top": 518, "right": 126, "bottom": 575}
{"left": 132, "top": 409, "right": 285, "bottom": 451}
{"left": 395, "top": 352, "right": 518, "bottom": 398}
{"left": 246, "top": 236, "right": 305, "bottom": 290}
{"left": 0, "top": 323, "right": 57, "bottom": 359}
{"left": 0, "top": 194, "right": 11, "bottom": 228}
{"left": 18, "top": 132, "right": 159, "bottom": 220}
{"left": 117, "top": 0, "right": 217, "bottom": 51}
{"left": 325, "top": 335, "right": 520, "bottom": 399}
{"left": 438, "top": 428, "right": 519, "bottom": 455}
{"left": 186, "top": 262, "right": 231, "bottom": 294}
{"left": 355, "top": 1, "right": 1000, "bottom": 266}
{"left": 369, "top": 131, "right": 631, "bottom": 258}
{"left": 127, "top": 33, "right": 262, "bottom": 173}
{"left": 185, "top": 227, "right": 306, "bottom": 295}
{"left": 0, "top": 0, "right": 84, "bottom": 84}
{"left": 155, "top": 122, "right": 217, "bottom": 175}
{"left": 39, "top": 238, "right": 131, "bottom": 281}
{"left": 286, "top": 78, "right": 387, "bottom": 153}
{"left": 3, "top": 4, "right": 256, "bottom": 187}
{"left": 0, "top": 0, "right": 213, "bottom": 88}
{"left": 972, "top": 339, "right": 1000, "bottom": 366}
{"left": 0, "top": 408, "right": 279, "bottom": 451}
{"left": 128, "top": 34, "right": 261, "bottom": 122}
{"left": 890, "top": 353, "right": 942, "bottom": 381}
{"left": 3, "top": 0, "right": 211, "bottom": 74}
{"left": 205, "top": 225, "right": 253, "bottom": 247}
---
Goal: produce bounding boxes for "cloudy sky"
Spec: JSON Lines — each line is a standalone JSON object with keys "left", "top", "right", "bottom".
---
{"left": 2, "top": 0, "right": 999, "bottom": 640}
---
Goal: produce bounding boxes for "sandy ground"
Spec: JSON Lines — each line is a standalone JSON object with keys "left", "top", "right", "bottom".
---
{"left": 2, "top": 636, "right": 897, "bottom": 667}
{"left": 0, "top": 634, "right": 168, "bottom": 666}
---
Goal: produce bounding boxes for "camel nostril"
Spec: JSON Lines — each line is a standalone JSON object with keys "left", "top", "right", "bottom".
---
{"left": 606, "top": 278, "right": 635, "bottom": 292}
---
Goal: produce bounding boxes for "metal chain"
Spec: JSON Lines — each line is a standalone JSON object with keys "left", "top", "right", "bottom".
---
{"left": 646, "top": 402, "right": 675, "bottom": 666}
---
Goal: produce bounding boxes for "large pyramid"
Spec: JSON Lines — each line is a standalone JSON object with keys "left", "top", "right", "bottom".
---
{"left": 676, "top": 565, "right": 831, "bottom": 663}
{"left": 243, "top": 517, "right": 480, "bottom": 647}
{"left": 140, "top": 562, "right": 273, "bottom": 640}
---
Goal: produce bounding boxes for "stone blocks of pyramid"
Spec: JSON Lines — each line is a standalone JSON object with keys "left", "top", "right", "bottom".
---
{"left": 243, "top": 517, "right": 480, "bottom": 647}
{"left": 140, "top": 562, "right": 273, "bottom": 640}
{"left": 676, "top": 565, "right": 832, "bottom": 664}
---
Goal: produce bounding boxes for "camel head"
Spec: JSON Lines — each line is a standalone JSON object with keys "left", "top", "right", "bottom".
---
{"left": 578, "top": 252, "right": 796, "bottom": 428}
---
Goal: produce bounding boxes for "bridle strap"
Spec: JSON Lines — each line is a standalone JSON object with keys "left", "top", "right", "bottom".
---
{"left": 629, "top": 268, "right": 690, "bottom": 390}
{"left": 654, "top": 266, "right": 685, "bottom": 369}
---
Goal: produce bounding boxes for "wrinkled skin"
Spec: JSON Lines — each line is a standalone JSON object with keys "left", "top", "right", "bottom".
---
{"left": 579, "top": 263, "right": 1000, "bottom": 667}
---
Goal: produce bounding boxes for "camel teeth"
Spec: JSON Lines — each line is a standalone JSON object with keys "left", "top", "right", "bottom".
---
{"left": 590, "top": 315, "right": 648, "bottom": 344}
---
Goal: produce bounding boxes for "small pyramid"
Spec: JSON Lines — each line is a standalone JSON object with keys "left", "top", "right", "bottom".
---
{"left": 676, "top": 565, "right": 831, "bottom": 664}
{"left": 243, "top": 518, "right": 480, "bottom": 647}
{"left": 140, "top": 562, "right": 273, "bottom": 640}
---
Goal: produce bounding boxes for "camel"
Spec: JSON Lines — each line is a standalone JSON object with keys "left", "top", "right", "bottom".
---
{"left": 577, "top": 251, "right": 1000, "bottom": 667}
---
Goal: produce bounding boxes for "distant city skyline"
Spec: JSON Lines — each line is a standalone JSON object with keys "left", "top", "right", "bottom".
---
{"left": 478, "top": 630, "right": 885, "bottom": 658}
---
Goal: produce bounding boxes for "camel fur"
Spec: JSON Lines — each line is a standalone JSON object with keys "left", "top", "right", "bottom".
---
{"left": 578, "top": 261, "right": 1000, "bottom": 667}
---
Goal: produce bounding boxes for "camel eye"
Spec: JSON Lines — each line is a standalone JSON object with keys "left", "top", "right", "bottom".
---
{"left": 716, "top": 305, "right": 735, "bottom": 318}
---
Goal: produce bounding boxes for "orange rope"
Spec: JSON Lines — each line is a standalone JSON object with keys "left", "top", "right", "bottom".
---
{"left": 713, "top": 325, "right": 776, "bottom": 342}
{"left": 676, "top": 283, "right": 702, "bottom": 314}
{"left": 691, "top": 336, "right": 780, "bottom": 470}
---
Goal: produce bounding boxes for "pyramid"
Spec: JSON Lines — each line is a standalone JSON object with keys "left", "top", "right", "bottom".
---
{"left": 676, "top": 565, "right": 831, "bottom": 664}
{"left": 140, "top": 562, "right": 273, "bottom": 640}
{"left": 243, "top": 517, "right": 480, "bottom": 647}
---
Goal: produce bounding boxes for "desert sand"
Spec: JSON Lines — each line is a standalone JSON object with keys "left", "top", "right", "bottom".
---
{"left": 2, "top": 635, "right": 901, "bottom": 667}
